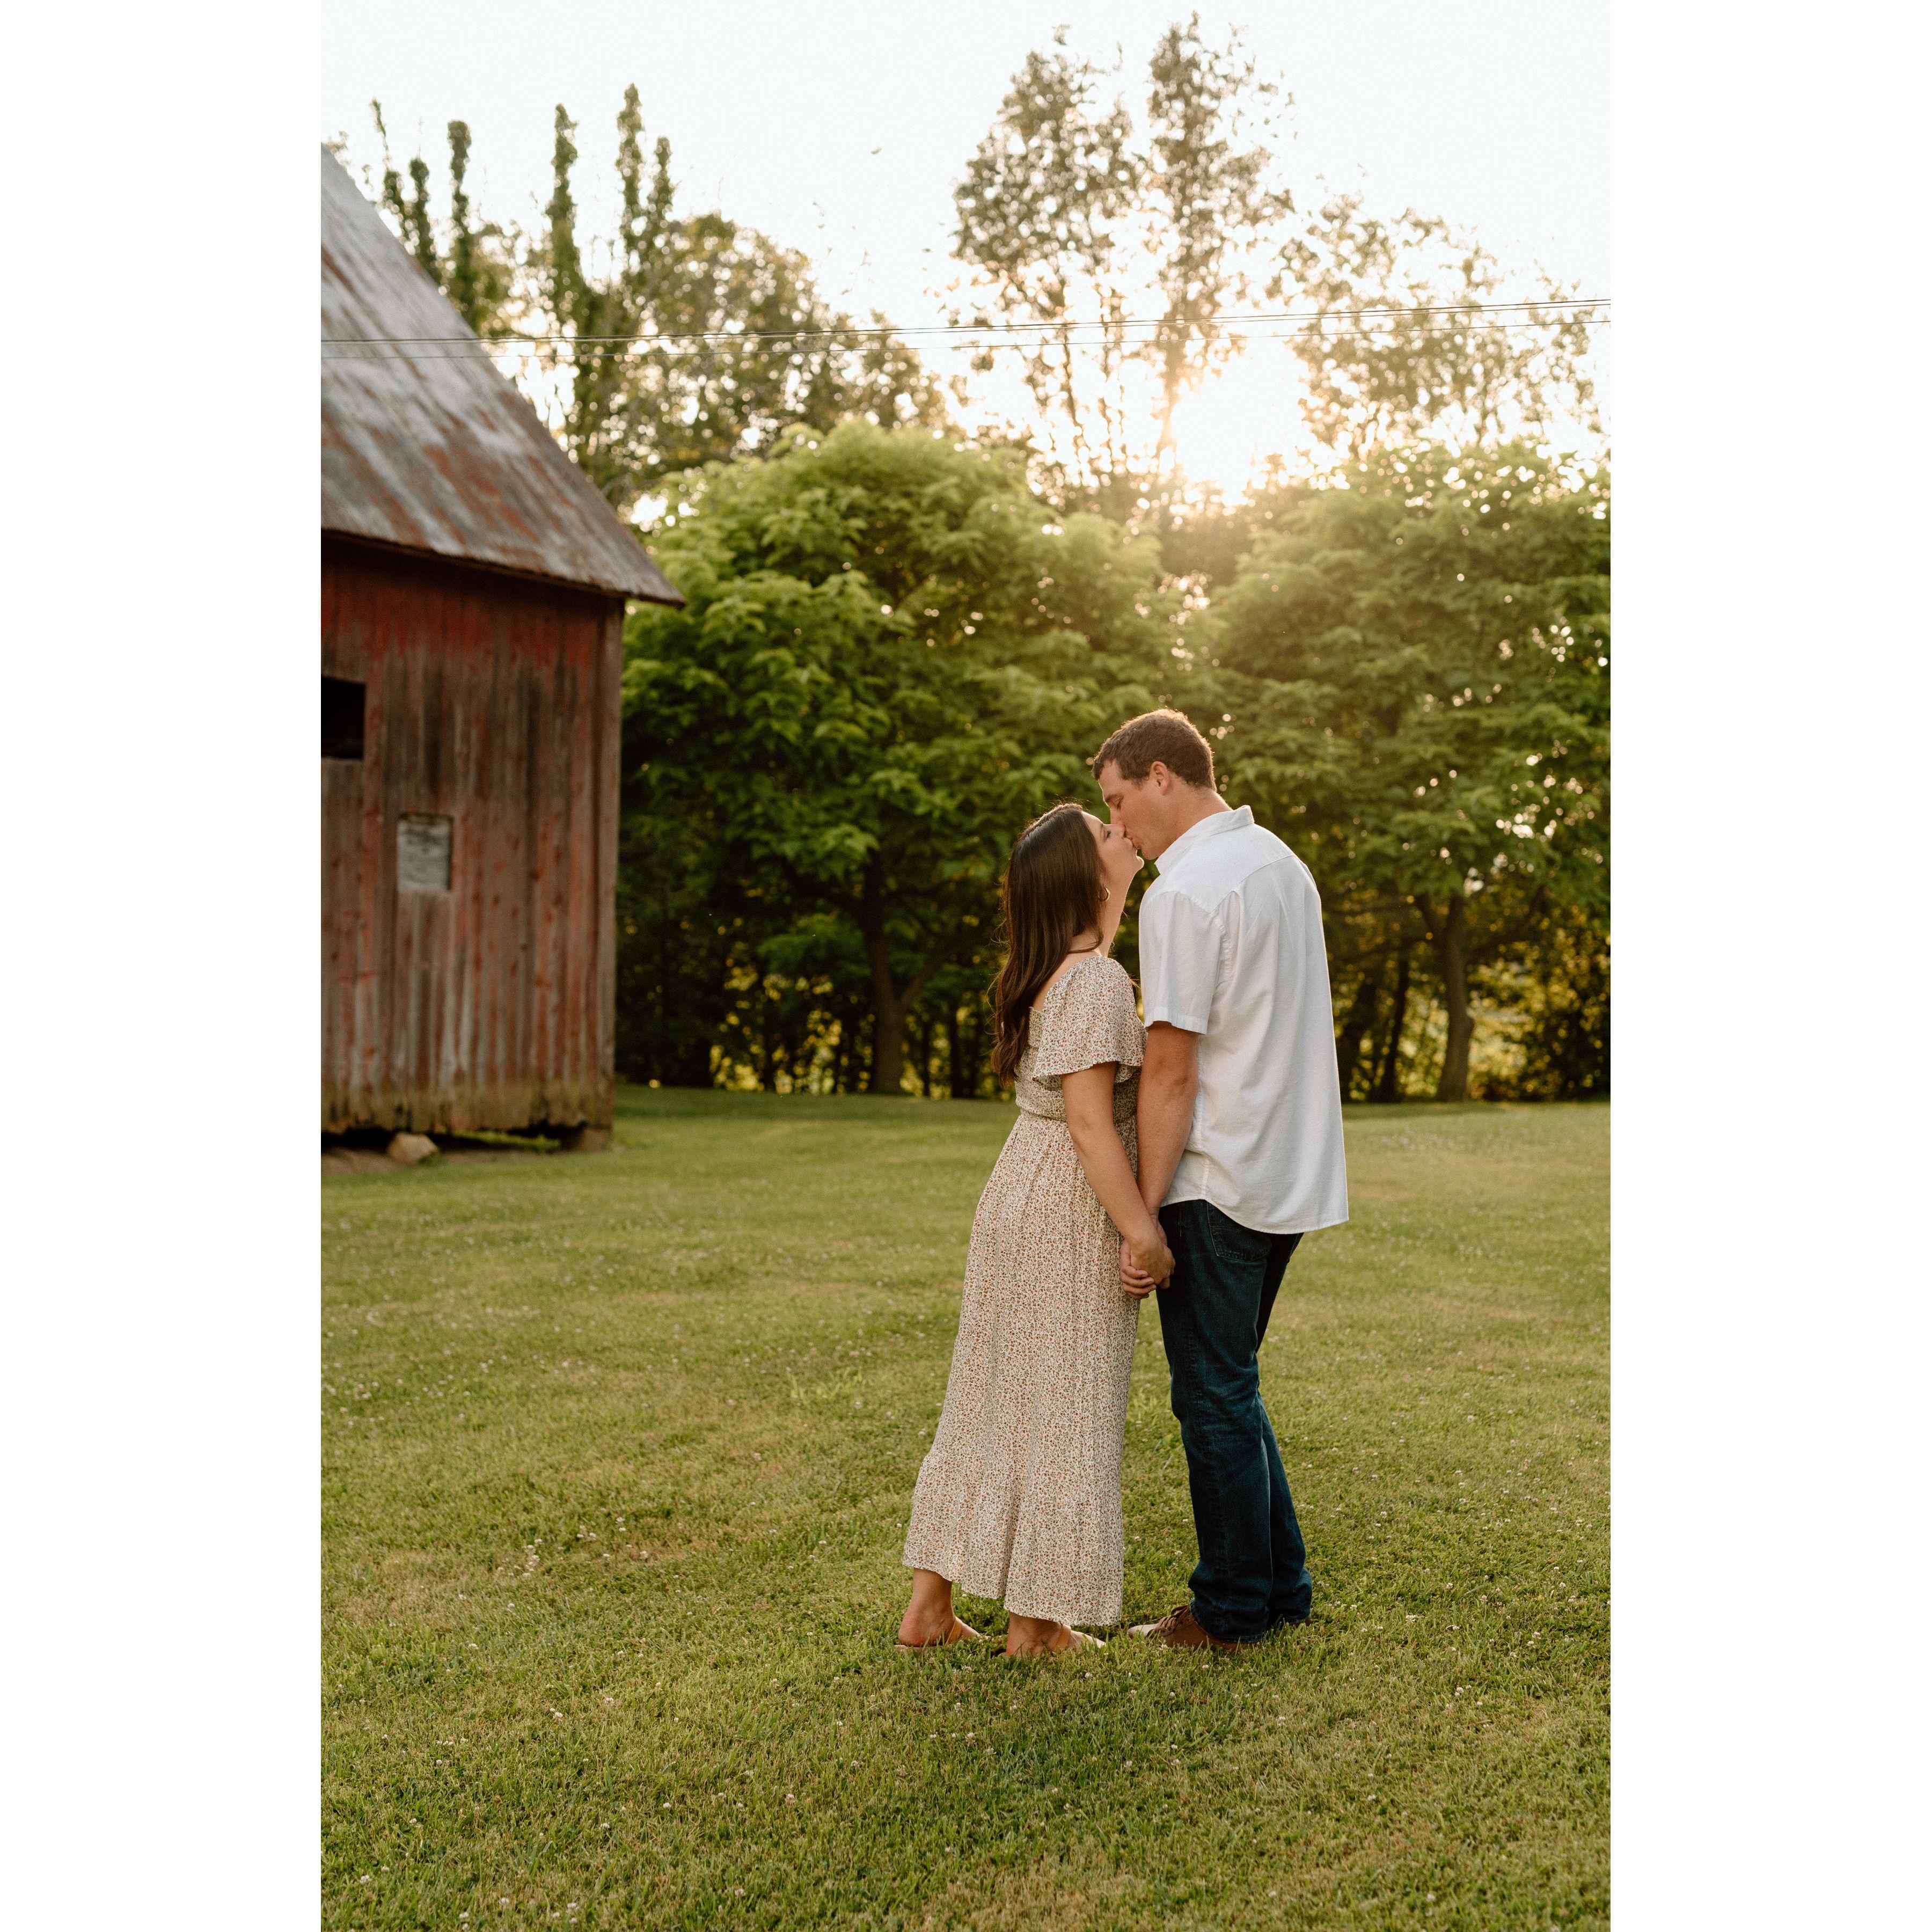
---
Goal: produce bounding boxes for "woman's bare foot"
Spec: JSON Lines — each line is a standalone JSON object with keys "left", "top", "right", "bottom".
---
{"left": 898, "top": 1568, "right": 983, "bottom": 1649}
{"left": 1002, "top": 1614, "right": 1106, "bottom": 1658}
{"left": 898, "top": 1615, "right": 982, "bottom": 1650}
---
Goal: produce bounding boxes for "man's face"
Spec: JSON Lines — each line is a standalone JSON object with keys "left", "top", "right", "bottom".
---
{"left": 1096, "top": 760, "right": 1161, "bottom": 857}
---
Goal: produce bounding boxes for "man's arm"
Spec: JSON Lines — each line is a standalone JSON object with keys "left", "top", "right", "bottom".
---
{"left": 1121, "top": 1021, "right": 1199, "bottom": 1294}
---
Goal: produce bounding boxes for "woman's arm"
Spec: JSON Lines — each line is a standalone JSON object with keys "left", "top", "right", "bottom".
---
{"left": 1118, "top": 1021, "right": 1201, "bottom": 1294}
{"left": 1060, "top": 1064, "right": 1174, "bottom": 1284}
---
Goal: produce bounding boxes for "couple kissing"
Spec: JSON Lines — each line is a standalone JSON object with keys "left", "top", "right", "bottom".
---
{"left": 899, "top": 706, "right": 1350, "bottom": 1658}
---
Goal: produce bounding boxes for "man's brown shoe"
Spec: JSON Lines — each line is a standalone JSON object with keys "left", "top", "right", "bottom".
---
{"left": 1128, "top": 1602, "right": 1256, "bottom": 1652}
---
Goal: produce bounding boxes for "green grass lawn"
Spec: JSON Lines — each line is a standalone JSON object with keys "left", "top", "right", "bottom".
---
{"left": 324, "top": 1090, "right": 1607, "bottom": 1931}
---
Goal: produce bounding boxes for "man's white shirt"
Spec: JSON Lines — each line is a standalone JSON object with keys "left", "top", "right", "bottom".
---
{"left": 1137, "top": 804, "right": 1349, "bottom": 1236}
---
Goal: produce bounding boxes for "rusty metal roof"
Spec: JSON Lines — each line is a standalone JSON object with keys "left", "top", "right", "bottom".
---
{"left": 320, "top": 148, "right": 680, "bottom": 605}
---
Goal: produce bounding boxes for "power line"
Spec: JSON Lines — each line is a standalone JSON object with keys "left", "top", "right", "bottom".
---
{"left": 322, "top": 295, "right": 1611, "bottom": 357}
{"left": 323, "top": 320, "right": 1611, "bottom": 362}
{"left": 327, "top": 295, "right": 1608, "bottom": 348}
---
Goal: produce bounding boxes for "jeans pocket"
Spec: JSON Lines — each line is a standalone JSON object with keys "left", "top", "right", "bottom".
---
{"left": 1204, "top": 1205, "right": 1271, "bottom": 1267}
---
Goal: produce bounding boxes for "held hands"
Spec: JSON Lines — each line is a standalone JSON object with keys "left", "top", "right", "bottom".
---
{"left": 1119, "top": 1227, "right": 1174, "bottom": 1298}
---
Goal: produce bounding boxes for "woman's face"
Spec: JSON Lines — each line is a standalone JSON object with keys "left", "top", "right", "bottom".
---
{"left": 1085, "top": 810, "right": 1143, "bottom": 906}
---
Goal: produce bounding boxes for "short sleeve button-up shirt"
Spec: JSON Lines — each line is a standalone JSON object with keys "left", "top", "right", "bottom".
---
{"left": 1137, "top": 804, "right": 1349, "bottom": 1235}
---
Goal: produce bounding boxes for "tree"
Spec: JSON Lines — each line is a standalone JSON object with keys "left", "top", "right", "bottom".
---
{"left": 1475, "top": 898, "right": 1610, "bottom": 1099}
{"left": 1214, "top": 188, "right": 1609, "bottom": 1099}
{"left": 368, "top": 104, "right": 517, "bottom": 336}
{"left": 355, "top": 92, "right": 954, "bottom": 513}
{"left": 952, "top": 35, "right": 1141, "bottom": 511}
{"left": 1275, "top": 194, "right": 1601, "bottom": 463}
{"left": 370, "top": 101, "right": 436, "bottom": 278}
{"left": 443, "top": 120, "right": 515, "bottom": 335}
{"left": 536, "top": 91, "right": 956, "bottom": 510}
{"left": 952, "top": 18, "right": 1288, "bottom": 514}
{"left": 536, "top": 91, "right": 676, "bottom": 500}
{"left": 1141, "top": 20, "right": 1291, "bottom": 466}
{"left": 623, "top": 423, "right": 1179, "bottom": 1092}
{"left": 1214, "top": 444, "right": 1609, "bottom": 1100}
{"left": 613, "top": 791, "right": 749, "bottom": 1089}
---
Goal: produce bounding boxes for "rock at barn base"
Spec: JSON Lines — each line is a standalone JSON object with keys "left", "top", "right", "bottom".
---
{"left": 386, "top": 1131, "right": 439, "bottom": 1165}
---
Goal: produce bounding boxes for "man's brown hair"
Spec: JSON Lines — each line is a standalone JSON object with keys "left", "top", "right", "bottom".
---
{"left": 1090, "top": 707, "right": 1215, "bottom": 791}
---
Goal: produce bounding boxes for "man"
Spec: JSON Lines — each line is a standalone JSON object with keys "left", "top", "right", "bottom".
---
{"left": 1093, "top": 708, "right": 1349, "bottom": 1651}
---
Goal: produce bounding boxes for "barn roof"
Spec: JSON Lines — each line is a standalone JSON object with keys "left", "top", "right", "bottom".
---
{"left": 320, "top": 148, "right": 680, "bottom": 605}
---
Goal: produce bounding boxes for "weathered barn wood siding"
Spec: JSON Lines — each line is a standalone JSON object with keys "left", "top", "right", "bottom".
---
{"left": 322, "top": 536, "right": 623, "bottom": 1133}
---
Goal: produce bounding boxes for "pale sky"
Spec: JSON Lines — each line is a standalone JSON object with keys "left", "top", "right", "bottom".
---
{"left": 322, "top": 1, "right": 1609, "bottom": 491}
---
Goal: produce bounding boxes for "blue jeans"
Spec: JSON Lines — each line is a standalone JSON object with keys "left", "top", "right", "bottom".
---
{"left": 1154, "top": 1200, "right": 1311, "bottom": 1642}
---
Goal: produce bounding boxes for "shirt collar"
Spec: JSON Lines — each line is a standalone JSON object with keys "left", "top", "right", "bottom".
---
{"left": 1154, "top": 803, "right": 1251, "bottom": 875}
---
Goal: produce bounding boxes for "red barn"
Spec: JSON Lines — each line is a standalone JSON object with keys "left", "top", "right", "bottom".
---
{"left": 320, "top": 148, "right": 679, "bottom": 1146}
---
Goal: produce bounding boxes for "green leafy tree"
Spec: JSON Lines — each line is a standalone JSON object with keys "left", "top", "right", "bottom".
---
{"left": 536, "top": 92, "right": 676, "bottom": 500}
{"left": 623, "top": 422, "right": 1179, "bottom": 1092}
{"left": 613, "top": 795, "right": 748, "bottom": 1089}
{"left": 1274, "top": 194, "right": 1601, "bottom": 462}
{"left": 367, "top": 104, "right": 517, "bottom": 335}
{"left": 1141, "top": 20, "right": 1291, "bottom": 465}
{"left": 442, "top": 121, "right": 516, "bottom": 335}
{"left": 952, "top": 35, "right": 1142, "bottom": 510}
{"left": 1214, "top": 444, "right": 1609, "bottom": 1100}
{"left": 606, "top": 221, "right": 954, "bottom": 492}
{"left": 952, "top": 18, "right": 1288, "bottom": 513}
{"left": 356, "top": 93, "right": 952, "bottom": 509}
{"left": 370, "top": 102, "right": 435, "bottom": 276}
{"left": 537, "top": 92, "right": 955, "bottom": 510}
{"left": 1475, "top": 898, "right": 1610, "bottom": 1099}
{"left": 1213, "top": 188, "right": 1608, "bottom": 1097}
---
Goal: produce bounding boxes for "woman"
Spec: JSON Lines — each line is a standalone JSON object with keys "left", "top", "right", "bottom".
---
{"left": 897, "top": 802, "right": 1174, "bottom": 1658}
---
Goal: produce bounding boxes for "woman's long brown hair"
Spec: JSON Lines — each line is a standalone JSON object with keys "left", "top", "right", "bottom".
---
{"left": 990, "top": 803, "right": 1107, "bottom": 1084}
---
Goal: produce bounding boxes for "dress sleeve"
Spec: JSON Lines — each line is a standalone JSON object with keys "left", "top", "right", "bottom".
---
{"left": 1029, "top": 961, "right": 1146, "bottom": 1080}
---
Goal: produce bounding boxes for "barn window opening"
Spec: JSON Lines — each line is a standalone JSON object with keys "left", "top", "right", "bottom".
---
{"left": 322, "top": 677, "right": 365, "bottom": 759}
{"left": 397, "top": 815, "right": 453, "bottom": 893}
